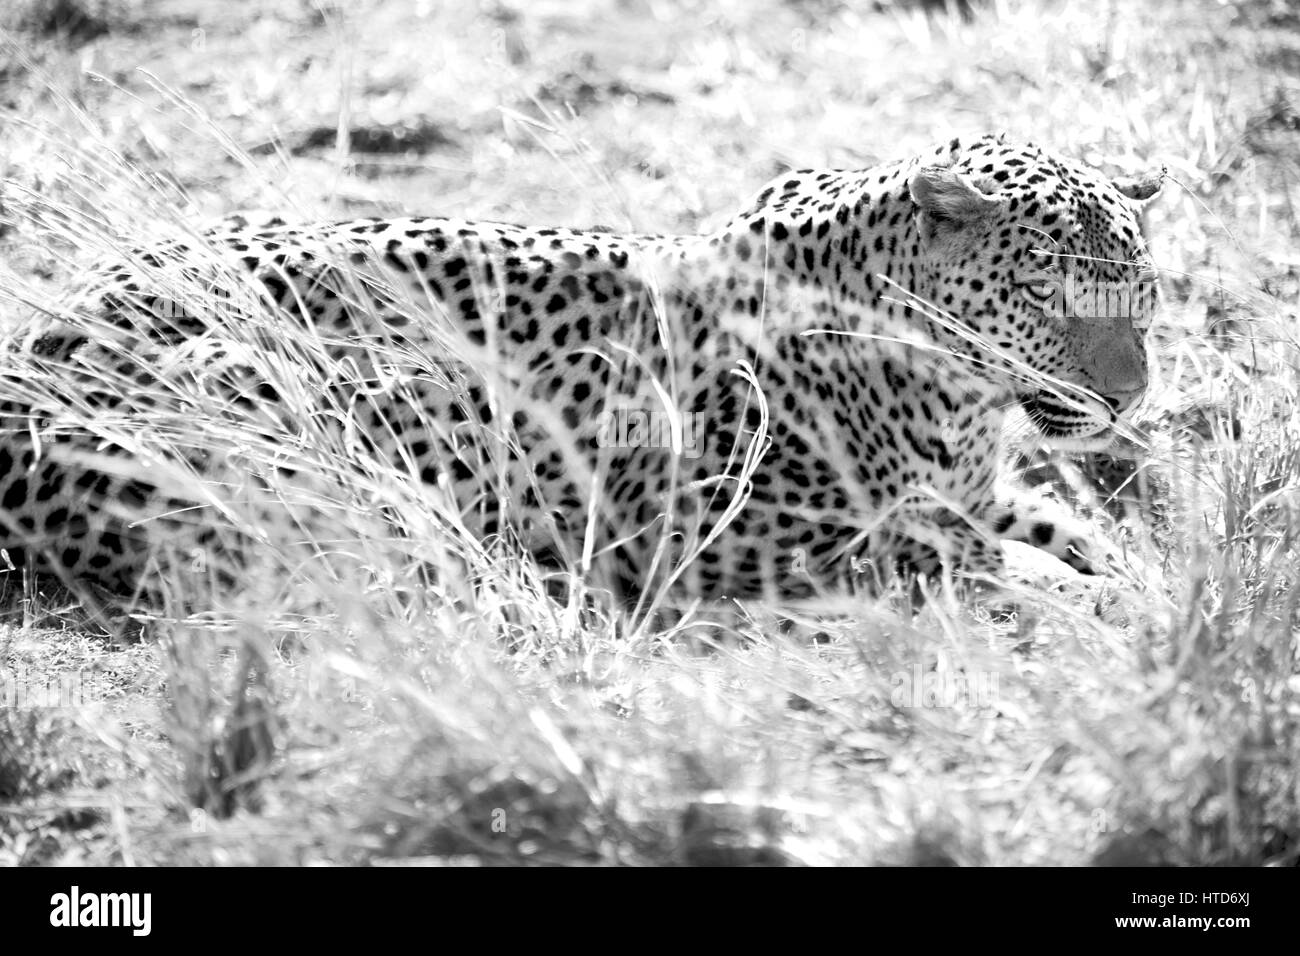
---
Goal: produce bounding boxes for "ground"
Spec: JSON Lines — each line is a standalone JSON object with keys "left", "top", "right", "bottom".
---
{"left": 0, "top": 0, "right": 1297, "bottom": 866}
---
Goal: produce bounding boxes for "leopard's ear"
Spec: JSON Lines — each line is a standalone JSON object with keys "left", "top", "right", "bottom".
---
{"left": 909, "top": 166, "right": 1001, "bottom": 242}
{"left": 1113, "top": 167, "right": 1166, "bottom": 208}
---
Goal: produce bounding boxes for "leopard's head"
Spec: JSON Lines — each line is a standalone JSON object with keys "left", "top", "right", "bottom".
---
{"left": 909, "top": 134, "right": 1163, "bottom": 449}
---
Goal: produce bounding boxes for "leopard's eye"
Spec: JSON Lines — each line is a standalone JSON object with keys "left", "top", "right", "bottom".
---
{"left": 1018, "top": 270, "right": 1062, "bottom": 312}
{"left": 1019, "top": 287, "right": 1052, "bottom": 309}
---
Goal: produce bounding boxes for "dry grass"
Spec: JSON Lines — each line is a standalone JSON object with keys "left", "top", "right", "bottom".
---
{"left": 0, "top": 0, "right": 1297, "bottom": 866}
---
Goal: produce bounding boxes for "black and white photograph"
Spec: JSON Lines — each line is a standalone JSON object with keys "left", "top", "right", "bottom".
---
{"left": 0, "top": 0, "right": 1294, "bottom": 892}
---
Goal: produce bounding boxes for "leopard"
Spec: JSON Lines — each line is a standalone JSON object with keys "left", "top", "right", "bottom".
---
{"left": 0, "top": 133, "right": 1163, "bottom": 606}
